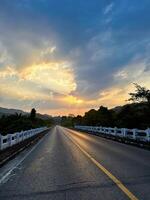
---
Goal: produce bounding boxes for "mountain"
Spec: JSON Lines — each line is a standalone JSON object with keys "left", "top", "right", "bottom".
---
{"left": 36, "top": 113, "right": 52, "bottom": 120}
{"left": 0, "top": 107, "right": 52, "bottom": 119}
{"left": 0, "top": 107, "right": 27, "bottom": 116}
{"left": 111, "top": 106, "right": 122, "bottom": 113}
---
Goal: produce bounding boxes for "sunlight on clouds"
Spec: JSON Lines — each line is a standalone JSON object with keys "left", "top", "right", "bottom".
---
{"left": 43, "top": 107, "right": 88, "bottom": 116}
{"left": 61, "top": 95, "right": 84, "bottom": 105}
{"left": 1, "top": 58, "right": 150, "bottom": 115}
{"left": 0, "top": 66, "right": 17, "bottom": 78}
{"left": 0, "top": 61, "right": 78, "bottom": 113}
{"left": 20, "top": 61, "right": 76, "bottom": 95}
{"left": 1, "top": 0, "right": 150, "bottom": 116}
{"left": 73, "top": 85, "right": 134, "bottom": 111}
{"left": 98, "top": 87, "right": 130, "bottom": 107}
{"left": 0, "top": 82, "right": 53, "bottom": 101}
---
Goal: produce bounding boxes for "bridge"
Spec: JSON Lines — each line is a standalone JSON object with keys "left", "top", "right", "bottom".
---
{"left": 0, "top": 126, "right": 150, "bottom": 200}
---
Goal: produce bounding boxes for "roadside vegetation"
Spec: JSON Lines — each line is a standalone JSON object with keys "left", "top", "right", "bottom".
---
{"left": 1, "top": 84, "right": 150, "bottom": 134}
{"left": 61, "top": 84, "right": 150, "bottom": 129}
{"left": 0, "top": 108, "right": 53, "bottom": 135}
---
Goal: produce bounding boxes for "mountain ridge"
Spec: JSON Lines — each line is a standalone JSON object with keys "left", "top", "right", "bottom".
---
{"left": 0, "top": 107, "right": 52, "bottom": 120}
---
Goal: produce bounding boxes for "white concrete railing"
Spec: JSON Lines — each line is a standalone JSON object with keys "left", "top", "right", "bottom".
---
{"left": 75, "top": 125, "right": 150, "bottom": 143}
{"left": 0, "top": 127, "right": 48, "bottom": 150}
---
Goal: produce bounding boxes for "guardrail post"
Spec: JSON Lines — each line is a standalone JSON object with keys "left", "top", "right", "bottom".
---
{"left": 132, "top": 129, "right": 137, "bottom": 140}
{"left": 0, "top": 126, "right": 48, "bottom": 151}
{"left": 114, "top": 127, "right": 117, "bottom": 136}
{"left": 122, "top": 128, "right": 127, "bottom": 137}
{"left": 146, "top": 128, "right": 150, "bottom": 142}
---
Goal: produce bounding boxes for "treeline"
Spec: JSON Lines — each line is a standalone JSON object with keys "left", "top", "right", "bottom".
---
{"left": 0, "top": 108, "right": 53, "bottom": 135}
{"left": 61, "top": 84, "right": 150, "bottom": 129}
{"left": 73, "top": 103, "right": 150, "bottom": 129}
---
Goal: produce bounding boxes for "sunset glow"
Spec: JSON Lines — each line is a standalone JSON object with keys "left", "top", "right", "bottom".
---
{"left": 1, "top": 1, "right": 150, "bottom": 116}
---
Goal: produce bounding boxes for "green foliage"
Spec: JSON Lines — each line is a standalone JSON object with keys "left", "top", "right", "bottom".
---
{"left": 0, "top": 112, "right": 54, "bottom": 135}
{"left": 114, "top": 103, "right": 150, "bottom": 129}
{"left": 71, "top": 102, "right": 150, "bottom": 129}
{"left": 61, "top": 115, "right": 74, "bottom": 127}
{"left": 73, "top": 115, "right": 82, "bottom": 125}
{"left": 70, "top": 84, "right": 150, "bottom": 129}
{"left": 128, "top": 83, "right": 150, "bottom": 103}
{"left": 97, "top": 106, "right": 114, "bottom": 127}
{"left": 30, "top": 108, "right": 36, "bottom": 120}
{"left": 83, "top": 109, "right": 98, "bottom": 126}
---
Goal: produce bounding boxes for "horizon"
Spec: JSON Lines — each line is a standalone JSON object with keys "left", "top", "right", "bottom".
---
{"left": 0, "top": 101, "right": 135, "bottom": 117}
{"left": 1, "top": 1, "right": 150, "bottom": 115}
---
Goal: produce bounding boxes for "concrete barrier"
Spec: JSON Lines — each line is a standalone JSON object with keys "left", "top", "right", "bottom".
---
{"left": 75, "top": 125, "right": 150, "bottom": 143}
{"left": 0, "top": 127, "right": 48, "bottom": 150}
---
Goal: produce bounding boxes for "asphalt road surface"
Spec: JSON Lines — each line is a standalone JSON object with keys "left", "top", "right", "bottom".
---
{"left": 0, "top": 126, "right": 150, "bottom": 200}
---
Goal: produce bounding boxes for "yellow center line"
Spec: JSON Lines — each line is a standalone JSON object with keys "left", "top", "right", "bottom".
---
{"left": 64, "top": 131, "right": 139, "bottom": 200}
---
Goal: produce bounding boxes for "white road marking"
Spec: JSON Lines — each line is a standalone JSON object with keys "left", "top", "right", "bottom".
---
{"left": 0, "top": 133, "right": 48, "bottom": 185}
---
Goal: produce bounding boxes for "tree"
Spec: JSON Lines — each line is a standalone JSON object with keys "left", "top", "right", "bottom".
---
{"left": 128, "top": 83, "right": 150, "bottom": 103}
{"left": 61, "top": 116, "right": 74, "bottom": 127}
{"left": 73, "top": 115, "right": 83, "bottom": 125}
{"left": 83, "top": 109, "right": 98, "bottom": 126}
{"left": 97, "top": 106, "right": 114, "bottom": 126}
{"left": 30, "top": 108, "right": 36, "bottom": 120}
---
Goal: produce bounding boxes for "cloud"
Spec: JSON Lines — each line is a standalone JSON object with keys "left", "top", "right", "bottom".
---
{"left": 104, "top": 2, "right": 114, "bottom": 15}
{"left": 0, "top": 60, "right": 77, "bottom": 113}
{"left": 0, "top": 42, "right": 14, "bottom": 68}
{"left": 41, "top": 46, "right": 56, "bottom": 57}
{"left": 113, "top": 60, "right": 146, "bottom": 82}
{"left": 20, "top": 62, "right": 76, "bottom": 95}
{"left": 0, "top": 61, "right": 76, "bottom": 90}
{"left": 1, "top": 0, "right": 150, "bottom": 115}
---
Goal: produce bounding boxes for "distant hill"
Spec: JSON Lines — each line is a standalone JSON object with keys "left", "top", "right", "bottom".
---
{"left": 36, "top": 113, "right": 52, "bottom": 120}
{"left": 0, "top": 107, "right": 27, "bottom": 116}
{"left": 111, "top": 102, "right": 149, "bottom": 113}
{"left": 0, "top": 107, "right": 52, "bottom": 119}
{"left": 111, "top": 106, "right": 122, "bottom": 113}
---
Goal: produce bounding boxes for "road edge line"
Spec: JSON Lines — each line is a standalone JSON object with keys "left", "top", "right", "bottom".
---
{"left": 0, "top": 131, "right": 49, "bottom": 185}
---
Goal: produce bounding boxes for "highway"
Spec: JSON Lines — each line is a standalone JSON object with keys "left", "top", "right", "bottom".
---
{"left": 0, "top": 126, "right": 150, "bottom": 200}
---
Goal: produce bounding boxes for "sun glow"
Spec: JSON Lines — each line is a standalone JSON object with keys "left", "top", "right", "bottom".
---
{"left": 62, "top": 95, "right": 84, "bottom": 105}
{"left": 0, "top": 61, "right": 78, "bottom": 111}
{"left": 20, "top": 62, "right": 76, "bottom": 95}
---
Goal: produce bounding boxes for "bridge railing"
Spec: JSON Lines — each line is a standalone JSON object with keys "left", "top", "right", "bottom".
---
{"left": 75, "top": 125, "right": 150, "bottom": 143}
{"left": 0, "top": 127, "right": 48, "bottom": 150}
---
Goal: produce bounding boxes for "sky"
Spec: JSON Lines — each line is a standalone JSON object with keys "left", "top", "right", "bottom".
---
{"left": 0, "top": 0, "right": 150, "bottom": 116}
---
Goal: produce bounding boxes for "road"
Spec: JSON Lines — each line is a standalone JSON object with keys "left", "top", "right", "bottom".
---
{"left": 0, "top": 126, "right": 150, "bottom": 200}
